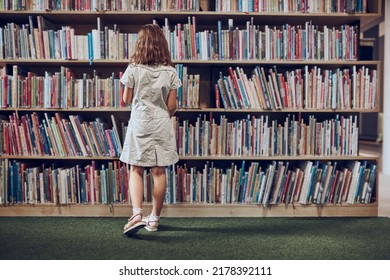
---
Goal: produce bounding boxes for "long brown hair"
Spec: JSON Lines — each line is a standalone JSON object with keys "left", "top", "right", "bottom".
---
{"left": 130, "top": 24, "right": 172, "bottom": 66}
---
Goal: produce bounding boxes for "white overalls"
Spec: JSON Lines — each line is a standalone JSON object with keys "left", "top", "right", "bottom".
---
{"left": 119, "top": 64, "right": 181, "bottom": 167}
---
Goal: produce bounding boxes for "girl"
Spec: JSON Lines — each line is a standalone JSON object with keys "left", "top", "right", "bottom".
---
{"left": 120, "top": 24, "right": 181, "bottom": 235}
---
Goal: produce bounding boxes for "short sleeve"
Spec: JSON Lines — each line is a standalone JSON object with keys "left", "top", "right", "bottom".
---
{"left": 170, "top": 71, "right": 182, "bottom": 90}
{"left": 120, "top": 65, "right": 135, "bottom": 88}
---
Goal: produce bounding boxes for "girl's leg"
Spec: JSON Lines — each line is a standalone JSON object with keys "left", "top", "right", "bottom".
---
{"left": 143, "top": 166, "right": 166, "bottom": 232}
{"left": 123, "top": 165, "right": 145, "bottom": 233}
{"left": 129, "top": 165, "right": 145, "bottom": 211}
{"left": 150, "top": 166, "right": 167, "bottom": 217}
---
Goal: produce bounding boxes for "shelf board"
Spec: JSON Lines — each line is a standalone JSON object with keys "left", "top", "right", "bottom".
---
{"left": 0, "top": 10, "right": 380, "bottom": 26}
{"left": 0, "top": 155, "right": 379, "bottom": 161}
{"left": 175, "top": 108, "right": 380, "bottom": 113}
{"left": 0, "top": 107, "right": 379, "bottom": 113}
{"left": 0, "top": 107, "right": 131, "bottom": 112}
{"left": 0, "top": 59, "right": 381, "bottom": 66}
{"left": 0, "top": 203, "right": 378, "bottom": 217}
{"left": 179, "top": 155, "right": 379, "bottom": 161}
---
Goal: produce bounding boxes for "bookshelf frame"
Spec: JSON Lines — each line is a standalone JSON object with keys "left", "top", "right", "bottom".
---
{"left": 0, "top": 0, "right": 382, "bottom": 217}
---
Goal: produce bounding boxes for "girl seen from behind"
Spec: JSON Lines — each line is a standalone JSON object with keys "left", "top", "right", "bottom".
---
{"left": 120, "top": 24, "right": 181, "bottom": 235}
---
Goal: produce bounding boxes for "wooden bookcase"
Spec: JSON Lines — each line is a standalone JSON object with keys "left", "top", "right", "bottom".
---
{"left": 0, "top": 0, "right": 382, "bottom": 217}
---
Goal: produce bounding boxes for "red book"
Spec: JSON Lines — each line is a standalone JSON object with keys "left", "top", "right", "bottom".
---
{"left": 214, "top": 84, "right": 220, "bottom": 108}
{"left": 20, "top": 116, "right": 32, "bottom": 155}
{"left": 228, "top": 67, "right": 244, "bottom": 107}
{"left": 55, "top": 113, "right": 70, "bottom": 156}
{"left": 178, "top": 23, "right": 182, "bottom": 60}
{"left": 85, "top": 165, "right": 91, "bottom": 204}
{"left": 191, "top": 16, "right": 197, "bottom": 59}
{"left": 11, "top": 113, "right": 22, "bottom": 155}
{"left": 37, "top": 16, "right": 45, "bottom": 59}
{"left": 30, "top": 113, "right": 42, "bottom": 155}
{"left": 329, "top": 170, "right": 340, "bottom": 203}
{"left": 3, "top": 75, "right": 8, "bottom": 107}
{"left": 52, "top": 74, "right": 57, "bottom": 108}
{"left": 105, "top": 130, "right": 116, "bottom": 157}
{"left": 66, "top": 26, "right": 72, "bottom": 59}
{"left": 281, "top": 170, "right": 291, "bottom": 203}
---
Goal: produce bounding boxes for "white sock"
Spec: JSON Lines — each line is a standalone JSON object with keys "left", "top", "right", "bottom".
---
{"left": 149, "top": 212, "right": 160, "bottom": 222}
{"left": 132, "top": 208, "right": 142, "bottom": 216}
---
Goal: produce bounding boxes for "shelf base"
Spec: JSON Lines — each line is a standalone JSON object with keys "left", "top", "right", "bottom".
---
{"left": 0, "top": 204, "right": 378, "bottom": 217}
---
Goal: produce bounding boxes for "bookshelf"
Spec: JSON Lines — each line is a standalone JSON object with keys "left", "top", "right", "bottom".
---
{"left": 0, "top": 0, "right": 382, "bottom": 217}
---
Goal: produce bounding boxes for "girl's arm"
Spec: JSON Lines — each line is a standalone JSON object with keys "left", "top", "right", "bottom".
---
{"left": 166, "top": 89, "right": 177, "bottom": 117}
{"left": 123, "top": 86, "right": 133, "bottom": 104}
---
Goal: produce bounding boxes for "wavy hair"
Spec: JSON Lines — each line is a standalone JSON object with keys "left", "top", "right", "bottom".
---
{"left": 130, "top": 24, "right": 172, "bottom": 66}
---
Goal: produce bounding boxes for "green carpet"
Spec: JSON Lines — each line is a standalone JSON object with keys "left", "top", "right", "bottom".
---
{"left": 0, "top": 217, "right": 389, "bottom": 260}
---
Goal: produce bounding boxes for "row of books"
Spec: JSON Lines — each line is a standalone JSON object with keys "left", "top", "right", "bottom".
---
{"left": 216, "top": 65, "right": 377, "bottom": 110}
{"left": 0, "top": 159, "right": 129, "bottom": 205}
{"left": 0, "top": 17, "right": 138, "bottom": 61}
{"left": 1, "top": 16, "right": 360, "bottom": 61}
{"left": 1, "top": 0, "right": 201, "bottom": 11}
{"left": 0, "top": 159, "right": 375, "bottom": 205}
{"left": 0, "top": 0, "right": 368, "bottom": 13}
{"left": 1, "top": 66, "right": 123, "bottom": 108}
{"left": 175, "top": 64, "right": 200, "bottom": 109}
{"left": 165, "top": 160, "right": 376, "bottom": 205}
{"left": 0, "top": 64, "right": 200, "bottom": 109}
{"left": 1, "top": 111, "right": 359, "bottom": 158}
{"left": 172, "top": 114, "right": 359, "bottom": 157}
{"left": 215, "top": 0, "right": 368, "bottom": 13}
{"left": 0, "top": 113, "right": 123, "bottom": 157}
{"left": 163, "top": 18, "right": 359, "bottom": 61}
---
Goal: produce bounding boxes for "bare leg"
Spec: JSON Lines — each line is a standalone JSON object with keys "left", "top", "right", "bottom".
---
{"left": 129, "top": 165, "right": 145, "bottom": 210}
{"left": 123, "top": 165, "right": 146, "bottom": 233}
{"left": 151, "top": 166, "right": 167, "bottom": 217}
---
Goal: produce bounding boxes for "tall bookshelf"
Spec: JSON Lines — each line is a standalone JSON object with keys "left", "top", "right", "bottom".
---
{"left": 0, "top": 0, "right": 382, "bottom": 217}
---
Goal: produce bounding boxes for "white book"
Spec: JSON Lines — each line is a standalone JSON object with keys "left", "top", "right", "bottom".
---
{"left": 299, "top": 161, "right": 313, "bottom": 204}
{"left": 347, "top": 161, "right": 361, "bottom": 204}
{"left": 92, "top": 29, "right": 101, "bottom": 60}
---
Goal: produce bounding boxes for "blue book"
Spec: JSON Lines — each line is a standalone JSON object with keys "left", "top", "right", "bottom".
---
{"left": 237, "top": 77, "right": 249, "bottom": 108}
{"left": 237, "top": 161, "right": 246, "bottom": 200}
{"left": 39, "top": 123, "right": 50, "bottom": 155}
{"left": 223, "top": 77, "right": 237, "bottom": 108}
{"left": 176, "top": 64, "right": 183, "bottom": 108}
{"left": 240, "top": 172, "right": 249, "bottom": 203}
{"left": 192, "top": 168, "right": 197, "bottom": 203}
{"left": 217, "top": 20, "right": 222, "bottom": 59}
{"left": 15, "top": 162, "right": 22, "bottom": 203}
{"left": 9, "top": 164, "right": 15, "bottom": 203}
{"left": 195, "top": 32, "right": 200, "bottom": 59}
{"left": 48, "top": 30, "right": 55, "bottom": 58}
{"left": 365, "top": 164, "right": 377, "bottom": 203}
{"left": 217, "top": 80, "right": 228, "bottom": 109}
{"left": 254, "top": 171, "right": 264, "bottom": 204}
{"left": 80, "top": 172, "right": 86, "bottom": 204}
{"left": 245, "top": 115, "right": 250, "bottom": 150}
{"left": 306, "top": 161, "right": 319, "bottom": 203}
{"left": 109, "top": 130, "right": 120, "bottom": 156}
{"left": 87, "top": 32, "right": 93, "bottom": 64}
{"left": 354, "top": 161, "right": 367, "bottom": 203}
